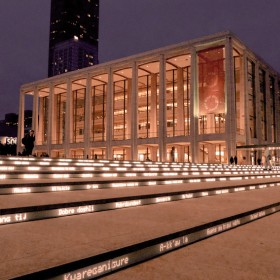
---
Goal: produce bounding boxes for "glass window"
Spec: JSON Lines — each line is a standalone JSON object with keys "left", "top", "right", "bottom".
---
{"left": 166, "top": 54, "right": 191, "bottom": 137}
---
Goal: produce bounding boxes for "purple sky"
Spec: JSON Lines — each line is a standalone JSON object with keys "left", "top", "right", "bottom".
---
{"left": 0, "top": 0, "right": 280, "bottom": 120}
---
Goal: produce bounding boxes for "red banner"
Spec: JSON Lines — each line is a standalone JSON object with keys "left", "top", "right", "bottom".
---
{"left": 198, "top": 47, "right": 225, "bottom": 115}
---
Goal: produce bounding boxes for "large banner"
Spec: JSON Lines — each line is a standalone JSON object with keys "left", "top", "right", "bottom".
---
{"left": 198, "top": 47, "right": 225, "bottom": 115}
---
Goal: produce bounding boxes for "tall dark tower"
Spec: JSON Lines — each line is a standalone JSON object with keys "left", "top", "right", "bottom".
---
{"left": 48, "top": 0, "right": 99, "bottom": 77}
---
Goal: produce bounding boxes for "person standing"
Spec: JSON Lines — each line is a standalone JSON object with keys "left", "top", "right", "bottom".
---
{"left": 234, "top": 155, "right": 238, "bottom": 165}
{"left": 170, "top": 146, "right": 175, "bottom": 162}
{"left": 22, "top": 130, "right": 35, "bottom": 156}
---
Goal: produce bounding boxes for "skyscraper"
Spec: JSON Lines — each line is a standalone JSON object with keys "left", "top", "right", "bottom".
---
{"left": 48, "top": 0, "right": 99, "bottom": 77}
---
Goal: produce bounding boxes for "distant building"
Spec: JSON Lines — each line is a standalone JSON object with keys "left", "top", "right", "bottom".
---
{"left": 48, "top": 0, "right": 99, "bottom": 77}
{"left": 18, "top": 32, "right": 280, "bottom": 164}
{"left": 0, "top": 110, "right": 32, "bottom": 141}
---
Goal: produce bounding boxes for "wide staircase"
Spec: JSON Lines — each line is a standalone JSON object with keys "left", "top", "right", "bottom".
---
{"left": 0, "top": 156, "right": 279, "bottom": 279}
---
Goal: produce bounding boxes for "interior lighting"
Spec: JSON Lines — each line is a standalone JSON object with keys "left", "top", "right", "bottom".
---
{"left": 163, "top": 172, "right": 178, "bottom": 176}
{"left": 0, "top": 166, "right": 14, "bottom": 171}
{"left": 13, "top": 187, "right": 31, "bottom": 193}
{"left": 51, "top": 167, "right": 75, "bottom": 171}
{"left": 86, "top": 184, "right": 99, "bottom": 189}
{"left": 133, "top": 168, "right": 145, "bottom": 171}
{"left": 39, "top": 162, "right": 50, "bottom": 165}
{"left": 76, "top": 163, "right": 92, "bottom": 166}
{"left": 92, "top": 163, "right": 104, "bottom": 166}
{"left": 81, "top": 174, "right": 93, "bottom": 178}
{"left": 116, "top": 167, "right": 127, "bottom": 171}
{"left": 189, "top": 179, "right": 201, "bottom": 182}
{"left": 144, "top": 173, "right": 157, "bottom": 176}
{"left": 23, "top": 174, "right": 39, "bottom": 179}
{"left": 14, "top": 161, "right": 29, "bottom": 165}
{"left": 230, "top": 177, "right": 242, "bottom": 180}
{"left": 83, "top": 167, "right": 95, "bottom": 171}
{"left": 0, "top": 175, "right": 7, "bottom": 179}
{"left": 53, "top": 174, "right": 70, "bottom": 178}
{"left": 28, "top": 167, "right": 41, "bottom": 171}
{"left": 125, "top": 173, "right": 137, "bottom": 177}
{"left": 148, "top": 181, "right": 156, "bottom": 185}
{"left": 102, "top": 173, "right": 117, "bottom": 177}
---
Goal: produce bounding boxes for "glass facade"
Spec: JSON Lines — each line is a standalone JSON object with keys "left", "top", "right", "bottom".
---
{"left": 54, "top": 83, "right": 66, "bottom": 144}
{"left": 113, "top": 68, "right": 132, "bottom": 140}
{"left": 72, "top": 80, "right": 86, "bottom": 143}
{"left": 91, "top": 74, "right": 107, "bottom": 142}
{"left": 138, "top": 61, "right": 159, "bottom": 139}
{"left": 166, "top": 55, "right": 191, "bottom": 137}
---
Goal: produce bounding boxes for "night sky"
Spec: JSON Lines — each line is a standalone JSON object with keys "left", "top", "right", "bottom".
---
{"left": 0, "top": 0, "right": 280, "bottom": 120}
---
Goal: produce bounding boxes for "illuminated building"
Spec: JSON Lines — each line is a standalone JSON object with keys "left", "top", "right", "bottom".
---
{"left": 48, "top": 0, "right": 99, "bottom": 77}
{"left": 18, "top": 31, "right": 280, "bottom": 163}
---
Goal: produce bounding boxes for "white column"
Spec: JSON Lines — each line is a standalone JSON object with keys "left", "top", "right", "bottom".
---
{"left": 265, "top": 71, "right": 272, "bottom": 142}
{"left": 190, "top": 48, "right": 198, "bottom": 163}
{"left": 106, "top": 68, "right": 113, "bottom": 159}
{"left": 130, "top": 62, "right": 138, "bottom": 160}
{"left": 17, "top": 92, "right": 25, "bottom": 154}
{"left": 150, "top": 73, "right": 157, "bottom": 137}
{"left": 32, "top": 87, "right": 39, "bottom": 133}
{"left": 65, "top": 78, "right": 72, "bottom": 158}
{"left": 159, "top": 54, "right": 166, "bottom": 162}
{"left": 84, "top": 74, "right": 91, "bottom": 158}
{"left": 254, "top": 62, "right": 262, "bottom": 143}
{"left": 243, "top": 53, "right": 250, "bottom": 145}
{"left": 127, "top": 78, "right": 132, "bottom": 141}
{"left": 225, "top": 36, "right": 236, "bottom": 158}
{"left": 274, "top": 79, "right": 280, "bottom": 161}
{"left": 176, "top": 67, "right": 184, "bottom": 134}
{"left": 32, "top": 87, "right": 39, "bottom": 152}
{"left": 47, "top": 83, "right": 54, "bottom": 156}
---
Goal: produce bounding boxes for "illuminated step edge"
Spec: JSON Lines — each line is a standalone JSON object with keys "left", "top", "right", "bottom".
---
{"left": 0, "top": 182, "right": 278, "bottom": 226}
{"left": 1, "top": 169, "right": 278, "bottom": 181}
{"left": 0, "top": 157, "right": 275, "bottom": 171}
{"left": 1, "top": 175, "right": 280, "bottom": 195}
{"left": 14, "top": 203, "right": 280, "bottom": 280}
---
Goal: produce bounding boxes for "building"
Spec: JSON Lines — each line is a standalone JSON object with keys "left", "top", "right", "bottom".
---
{"left": 48, "top": 0, "right": 99, "bottom": 77}
{"left": 18, "top": 31, "right": 280, "bottom": 164}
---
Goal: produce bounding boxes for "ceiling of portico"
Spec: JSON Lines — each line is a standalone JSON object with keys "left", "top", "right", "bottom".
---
{"left": 166, "top": 54, "right": 191, "bottom": 69}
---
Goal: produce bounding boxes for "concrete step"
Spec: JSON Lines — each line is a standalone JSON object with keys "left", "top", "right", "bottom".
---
{"left": 0, "top": 187, "right": 278, "bottom": 279}
{"left": 102, "top": 213, "right": 280, "bottom": 280}
{"left": 1, "top": 178, "right": 280, "bottom": 226}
